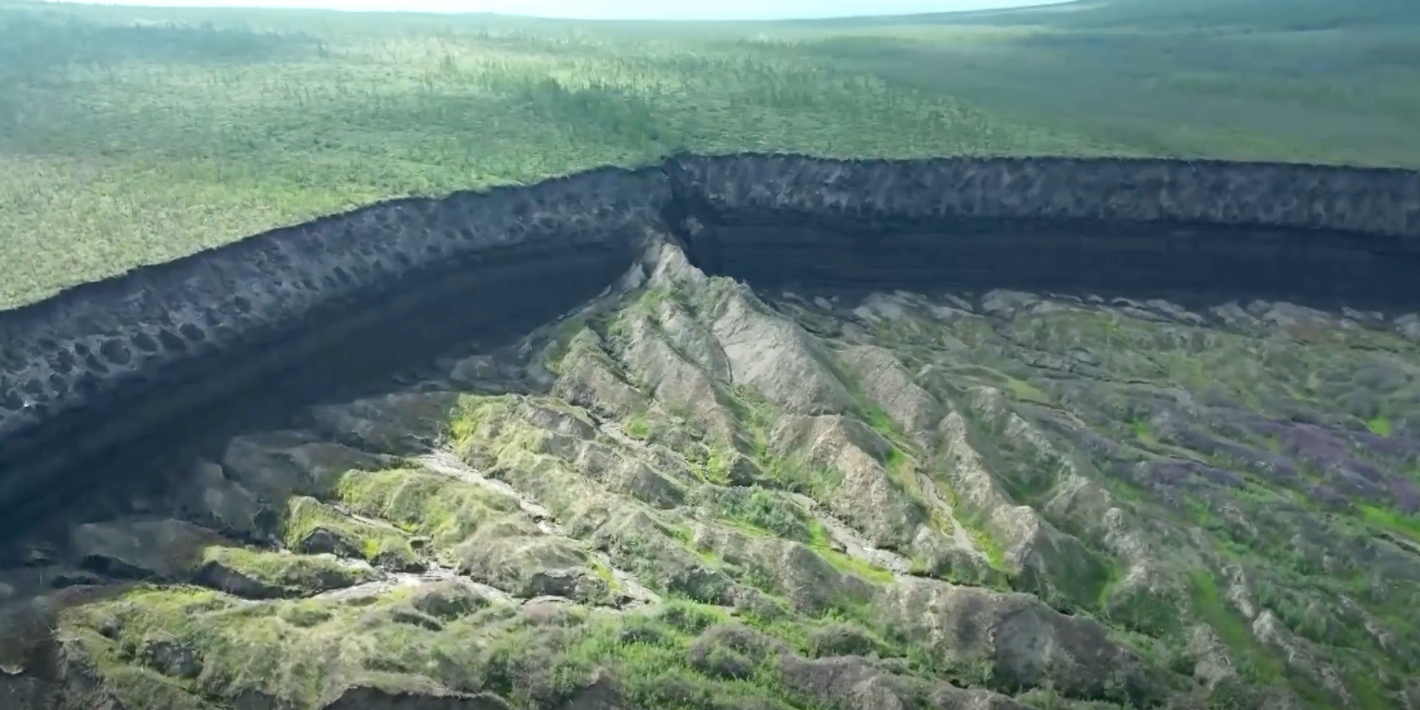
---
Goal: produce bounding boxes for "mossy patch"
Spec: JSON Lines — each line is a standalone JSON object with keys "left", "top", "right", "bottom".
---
{"left": 760, "top": 458, "right": 847, "bottom": 501}
{"left": 691, "top": 487, "right": 898, "bottom": 589}
{"left": 1040, "top": 547, "right": 1118, "bottom": 614}
{"left": 541, "top": 314, "right": 598, "bottom": 375}
{"left": 66, "top": 586, "right": 344, "bottom": 707}
{"left": 587, "top": 559, "right": 621, "bottom": 594}
{"left": 1187, "top": 570, "right": 1281, "bottom": 684}
{"left": 89, "top": 660, "right": 215, "bottom": 710}
{"left": 456, "top": 528, "right": 610, "bottom": 603}
{"left": 446, "top": 394, "right": 522, "bottom": 447}
{"left": 808, "top": 541, "right": 896, "bottom": 586}
{"left": 198, "top": 546, "right": 378, "bottom": 598}
{"left": 490, "top": 604, "right": 809, "bottom": 710}
{"left": 685, "top": 444, "right": 743, "bottom": 486}
{"left": 61, "top": 584, "right": 514, "bottom": 707}
{"left": 1100, "top": 578, "right": 1184, "bottom": 637}
{"left": 701, "top": 487, "right": 816, "bottom": 543}
{"left": 334, "top": 467, "right": 522, "bottom": 552}
{"left": 623, "top": 414, "right": 652, "bottom": 440}
{"left": 954, "top": 511, "right": 1007, "bottom": 571}
{"left": 1006, "top": 378, "right": 1053, "bottom": 405}
{"left": 58, "top": 585, "right": 883, "bottom": 710}
{"left": 864, "top": 405, "right": 900, "bottom": 441}
{"left": 1357, "top": 504, "right": 1420, "bottom": 541}
{"left": 281, "top": 496, "right": 422, "bottom": 571}
{"left": 804, "top": 621, "right": 894, "bottom": 659}
{"left": 1131, "top": 418, "right": 1158, "bottom": 445}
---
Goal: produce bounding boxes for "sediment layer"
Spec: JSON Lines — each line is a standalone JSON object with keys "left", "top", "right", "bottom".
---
{"left": 2, "top": 153, "right": 1418, "bottom": 533}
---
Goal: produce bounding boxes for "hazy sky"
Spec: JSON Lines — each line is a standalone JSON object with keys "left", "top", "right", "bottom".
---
{"left": 45, "top": 0, "right": 1054, "bottom": 21}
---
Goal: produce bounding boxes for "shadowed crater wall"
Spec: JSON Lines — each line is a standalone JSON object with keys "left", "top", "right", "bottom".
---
{"left": 1, "top": 153, "right": 1418, "bottom": 538}
{"left": 666, "top": 155, "right": 1420, "bottom": 307}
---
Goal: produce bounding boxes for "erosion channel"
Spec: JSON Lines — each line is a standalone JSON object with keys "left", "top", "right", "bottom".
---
{"left": 2, "top": 154, "right": 1419, "bottom": 710}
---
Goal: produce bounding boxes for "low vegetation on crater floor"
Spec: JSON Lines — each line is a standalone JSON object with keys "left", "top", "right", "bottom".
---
{"left": 3, "top": 238, "right": 1417, "bottom": 710}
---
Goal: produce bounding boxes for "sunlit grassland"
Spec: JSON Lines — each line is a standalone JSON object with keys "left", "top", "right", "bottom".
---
{"left": 1, "top": 0, "right": 1418, "bottom": 309}
{"left": 773, "top": 19, "right": 1420, "bottom": 167}
{"left": 0, "top": 7, "right": 1110, "bottom": 309}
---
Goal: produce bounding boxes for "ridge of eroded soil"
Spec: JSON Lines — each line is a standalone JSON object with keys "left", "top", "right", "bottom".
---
{"left": 2, "top": 235, "right": 1419, "bottom": 710}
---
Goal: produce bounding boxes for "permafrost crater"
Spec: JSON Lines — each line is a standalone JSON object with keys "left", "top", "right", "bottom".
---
{"left": 0, "top": 153, "right": 1419, "bottom": 710}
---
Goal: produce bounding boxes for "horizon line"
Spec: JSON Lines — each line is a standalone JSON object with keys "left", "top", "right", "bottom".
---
{"left": 24, "top": 0, "right": 1072, "bottom": 22}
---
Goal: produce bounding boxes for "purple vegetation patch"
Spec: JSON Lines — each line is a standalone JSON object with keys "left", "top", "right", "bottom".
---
{"left": 1145, "top": 458, "right": 1246, "bottom": 491}
{"left": 1169, "top": 426, "right": 1302, "bottom": 486}
{"left": 1163, "top": 426, "right": 1220, "bottom": 454}
{"left": 1307, "top": 485, "right": 1353, "bottom": 512}
{"left": 1143, "top": 460, "right": 1191, "bottom": 490}
{"left": 1245, "top": 416, "right": 1291, "bottom": 441}
{"left": 1246, "top": 416, "right": 1412, "bottom": 508}
{"left": 1044, "top": 416, "right": 1130, "bottom": 461}
{"left": 1355, "top": 429, "right": 1420, "bottom": 462}
{"left": 1390, "top": 478, "right": 1420, "bottom": 515}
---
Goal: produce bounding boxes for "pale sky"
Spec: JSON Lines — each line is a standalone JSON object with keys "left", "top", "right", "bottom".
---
{"left": 44, "top": 0, "right": 1055, "bottom": 21}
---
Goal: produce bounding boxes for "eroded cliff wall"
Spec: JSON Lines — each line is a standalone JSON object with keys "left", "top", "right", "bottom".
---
{"left": 667, "top": 154, "right": 1420, "bottom": 304}
{"left": 0, "top": 165, "right": 669, "bottom": 534}
{"left": 666, "top": 154, "right": 1420, "bottom": 236}
{"left": 1, "top": 153, "right": 1418, "bottom": 534}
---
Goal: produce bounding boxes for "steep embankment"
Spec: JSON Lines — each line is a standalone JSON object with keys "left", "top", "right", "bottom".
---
{"left": 669, "top": 156, "right": 1420, "bottom": 305}
{"left": 0, "top": 165, "right": 670, "bottom": 537}
{"left": 1, "top": 153, "right": 1419, "bottom": 710}
{"left": 2, "top": 154, "right": 1417, "bottom": 531}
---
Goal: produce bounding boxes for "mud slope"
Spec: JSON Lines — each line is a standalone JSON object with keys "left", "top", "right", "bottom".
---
{"left": 0, "top": 154, "right": 1419, "bottom": 709}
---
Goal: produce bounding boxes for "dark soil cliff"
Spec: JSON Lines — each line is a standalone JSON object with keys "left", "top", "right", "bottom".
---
{"left": 3, "top": 154, "right": 1418, "bottom": 536}
{"left": 669, "top": 155, "right": 1420, "bottom": 307}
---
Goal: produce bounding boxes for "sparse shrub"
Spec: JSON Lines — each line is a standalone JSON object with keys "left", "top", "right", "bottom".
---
{"left": 807, "top": 622, "right": 885, "bottom": 658}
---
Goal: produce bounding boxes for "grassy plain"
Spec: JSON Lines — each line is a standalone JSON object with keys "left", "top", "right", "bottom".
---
{"left": 1, "top": 0, "right": 1419, "bottom": 308}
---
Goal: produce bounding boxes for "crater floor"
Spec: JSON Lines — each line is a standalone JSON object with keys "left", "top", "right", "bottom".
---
{"left": 2, "top": 237, "right": 1419, "bottom": 710}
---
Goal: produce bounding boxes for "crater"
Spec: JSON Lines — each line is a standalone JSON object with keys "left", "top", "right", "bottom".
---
{"left": 2, "top": 154, "right": 1420, "bottom": 710}
{"left": 0, "top": 153, "right": 1416, "bottom": 544}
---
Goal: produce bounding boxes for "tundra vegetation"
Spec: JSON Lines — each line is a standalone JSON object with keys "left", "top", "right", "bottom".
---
{"left": 1, "top": 1, "right": 1419, "bottom": 710}
{"left": 1, "top": 0, "right": 1419, "bottom": 307}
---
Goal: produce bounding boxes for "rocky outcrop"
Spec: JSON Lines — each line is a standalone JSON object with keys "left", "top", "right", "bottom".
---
{"left": 2, "top": 153, "right": 1419, "bottom": 541}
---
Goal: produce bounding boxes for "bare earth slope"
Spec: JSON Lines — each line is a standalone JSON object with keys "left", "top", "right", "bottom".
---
{"left": 3, "top": 232, "right": 1419, "bottom": 710}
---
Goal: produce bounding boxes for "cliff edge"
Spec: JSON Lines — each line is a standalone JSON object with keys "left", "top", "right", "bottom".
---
{"left": 1, "top": 154, "right": 1418, "bottom": 535}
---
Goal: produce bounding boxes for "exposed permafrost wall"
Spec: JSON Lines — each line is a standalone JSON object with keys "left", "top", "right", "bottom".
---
{"left": 670, "top": 155, "right": 1420, "bottom": 305}
{"left": 667, "top": 154, "right": 1420, "bottom": 235}
{"left": 1, "top": 153, "right": 1418, "bottom": 530}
